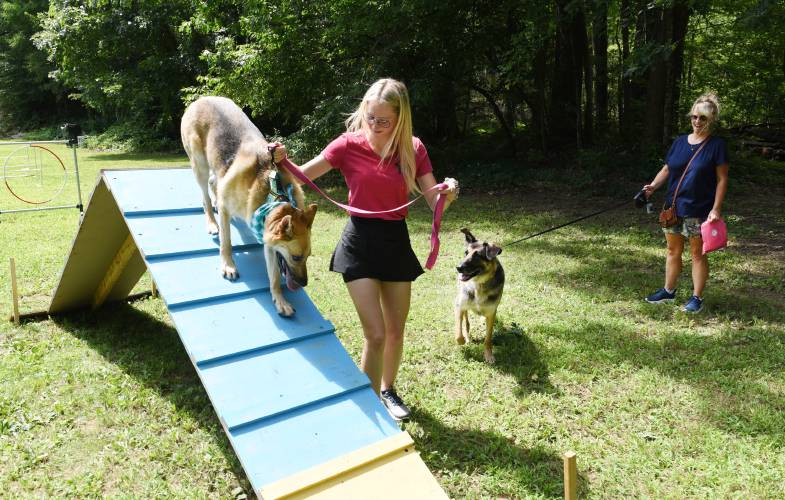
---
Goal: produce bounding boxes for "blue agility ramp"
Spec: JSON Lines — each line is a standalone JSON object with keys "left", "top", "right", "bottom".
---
{"left": 49, "top": 168, "right": 447, "bottom": 499}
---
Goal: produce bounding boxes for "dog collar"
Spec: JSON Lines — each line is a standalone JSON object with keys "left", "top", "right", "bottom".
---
{"left": 250, "top": 176, "right": 297, "bottom": 243}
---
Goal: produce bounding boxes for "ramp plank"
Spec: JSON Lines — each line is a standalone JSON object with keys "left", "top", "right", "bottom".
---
{"left": 148, "top": 249, "right": 271, "bottom": 307}
{"left": 125, "top": 211, "right": 259, "bottom": 259}
{"left": 202, "top": 335, "right": 369, "bottom": 430}
{"left": 229, "top": 389, "right": 400, "bottom": 489}
{"left": 170, "top": 292, "right": 333, "bottom": 365}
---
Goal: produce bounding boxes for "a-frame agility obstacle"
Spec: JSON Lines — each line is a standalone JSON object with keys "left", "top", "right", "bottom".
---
{"left": 49, "top": 168, "right": 447, "bottom": 499}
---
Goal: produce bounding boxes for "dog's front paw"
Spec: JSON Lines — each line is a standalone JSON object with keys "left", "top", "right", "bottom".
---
{"left": 483, "top": 349, "right": 496, "bottom": 364}
{"left": 221, "top": 262, "right": 239, "bottom": 280}
{"left": 207, "top": 221, "right": 219, "bottom": 235}
{"left": 273, "top": 296, "right": 295, "bottom": 317}
{"left": 455, "top": 334, "right": 466, "bottom": 345}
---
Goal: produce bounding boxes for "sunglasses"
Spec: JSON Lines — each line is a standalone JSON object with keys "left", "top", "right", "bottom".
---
{"left": 691, "top": 114, "right": 708, "bottom": 122}
{"left": 365, "top": 115, "right": 393, "bottom": 128}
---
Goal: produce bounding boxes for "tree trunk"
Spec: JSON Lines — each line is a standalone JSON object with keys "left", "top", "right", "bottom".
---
{"left": 550, "top": 0, "right": 586, "bottom": 148}
{"left": 593, "top": 0, "right": 609, "bottom": 132}
{"left": 472, "top": 85, "right": 517, "bottom": 155}
{"left": 533, "top": 44, "right": 549, "bottom": 152}
{"left": 644, "top": 5, "right": 667, "bottom": 145}
{"left": 620, "top": 0, "right": 631, "bottom": 138}
{"left": 581, "top": 9, "right": 593, "bottom": 146}
{"left": 665, "top": 0, "right": 689, "bottom": 140}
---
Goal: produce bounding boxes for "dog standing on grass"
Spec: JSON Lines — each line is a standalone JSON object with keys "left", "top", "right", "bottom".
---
{"left": 455, "top": 228, "right": 505, "bottom": 363}
{"left": 180, "top": 96, "right": 317, "bottom": 316}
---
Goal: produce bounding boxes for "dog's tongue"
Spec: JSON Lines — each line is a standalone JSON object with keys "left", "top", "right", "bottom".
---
{"left": 285, "top": 269, "right": 302, "bottom": 291}
{"left": 458, "top": 273, "right": 470, "bottom": 282}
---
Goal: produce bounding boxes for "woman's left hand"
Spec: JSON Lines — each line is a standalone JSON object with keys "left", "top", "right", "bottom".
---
{"left": 440, "top": 177, "right": 459, "bottom": 203}
{"left": 269, "top": 141, "right": 288, "bottom": 163}
{"left": 708, "top": 209, "right": 721, "bottom": 221}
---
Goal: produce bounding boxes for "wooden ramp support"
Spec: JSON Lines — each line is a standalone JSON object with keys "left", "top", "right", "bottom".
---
{"left": 48, "top": 168, "right": 447, "bottom": 499}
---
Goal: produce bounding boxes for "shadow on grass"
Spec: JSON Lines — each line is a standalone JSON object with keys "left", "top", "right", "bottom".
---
{"left": 542, "top": 319, "right": 785, "bottom": 444}
{"left": 460, "top": 318, "right": 558, "bottom": 398}
{"left": 51, "top": 301, "right": 250, "bottom": 491}
{"left": 410, "top": 407, "right": 586, "bottom": 498}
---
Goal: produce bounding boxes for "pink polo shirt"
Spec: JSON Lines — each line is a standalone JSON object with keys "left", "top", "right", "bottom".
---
{"left": 321, "top": 131, "right": 433, "bottom": 220}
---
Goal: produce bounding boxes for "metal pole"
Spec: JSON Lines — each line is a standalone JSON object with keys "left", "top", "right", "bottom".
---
{"left": 10, "top": 258, "right": 20, "bottom": 325}
{"left": 0, "top": 204, "right": 82, "bottom": 215}
{"left": 0, "top": 140, "right": 69, "bottom": 146}
{"left": 71, "top": 144, "right": 83, "bottom": 212}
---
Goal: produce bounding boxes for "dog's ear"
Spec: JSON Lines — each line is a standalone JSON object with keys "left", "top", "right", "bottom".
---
{"left": 483, "top": 243, "right": 501, "bottom": 260}
{"left": 304, "top": 203, "right": 317, "bottom": 228}
{"left": 271, "top": 214, "right": 294, "bottom": 239}
{"left": 460, "top": 228, "right": 477, "bottom": 244}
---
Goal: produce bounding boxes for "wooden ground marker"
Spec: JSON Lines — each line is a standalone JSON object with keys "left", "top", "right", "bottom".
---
{"left": 9, "top": 257, "right": 20, "bottom": 325}
{"left": 563, "top": 451, "right": 577, "bottom": 500}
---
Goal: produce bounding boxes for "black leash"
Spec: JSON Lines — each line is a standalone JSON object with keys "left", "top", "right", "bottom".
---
{"left": 504, "top": 197, "right": 634, "bottom": 247}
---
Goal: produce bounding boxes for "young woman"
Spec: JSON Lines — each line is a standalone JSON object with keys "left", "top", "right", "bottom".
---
{"left": 642, "top": 92, "right": 729, "bottom": 313}
{"left": 274, "top": 78, "right": 458, "bottom": 420}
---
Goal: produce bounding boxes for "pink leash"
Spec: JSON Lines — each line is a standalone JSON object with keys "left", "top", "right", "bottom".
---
{"left": 271, "top": 150, "right": 447, "bottom": 270}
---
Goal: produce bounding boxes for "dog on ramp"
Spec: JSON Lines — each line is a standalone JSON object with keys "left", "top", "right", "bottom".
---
{"left": 180, "top": 96, "right": 317, "bottom": 316}
{"left": 455, "top": 228, "right": 505, "bottom": 363}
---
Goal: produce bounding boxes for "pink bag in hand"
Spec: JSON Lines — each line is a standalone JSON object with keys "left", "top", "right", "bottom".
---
{"left": 701, "top": 219, "right": 727, "bottom": 254}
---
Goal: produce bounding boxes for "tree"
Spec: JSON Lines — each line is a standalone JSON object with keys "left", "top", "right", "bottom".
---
{"left": 0, "top": 0, "right": 76, "bottom": 130}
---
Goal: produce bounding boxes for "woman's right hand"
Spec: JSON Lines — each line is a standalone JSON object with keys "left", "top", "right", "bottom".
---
{"left": 643, "top": 183, "right": 656, "bottom": 197}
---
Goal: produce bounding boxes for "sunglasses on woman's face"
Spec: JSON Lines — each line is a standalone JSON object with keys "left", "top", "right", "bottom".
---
{"left": 691, "top": 114, "right": 708, "bottom": 122}
{"left": 365, "top": 115, "right": 393, "bottom": 128}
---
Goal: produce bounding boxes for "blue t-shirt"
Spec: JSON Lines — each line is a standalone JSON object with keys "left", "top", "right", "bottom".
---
{"left": 664, "top": 135, "right": 728, "bottom": 219}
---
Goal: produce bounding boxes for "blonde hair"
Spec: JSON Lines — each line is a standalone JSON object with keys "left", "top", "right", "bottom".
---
{"left": 688, "top": 92, "right": 721, "bottom": 131}
{"left": 345, "top": 78, "right": 418, "bottom": 193}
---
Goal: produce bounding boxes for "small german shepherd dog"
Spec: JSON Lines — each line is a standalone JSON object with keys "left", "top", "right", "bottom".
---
{"left": 455, "top": 228, "right": 505, "bottom": 363}
{"left": 181, "top": 96, "right": 317, "bottom": 317}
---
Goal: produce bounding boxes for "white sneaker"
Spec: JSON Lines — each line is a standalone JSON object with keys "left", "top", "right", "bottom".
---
{"left": 380, "top": 388, "right": 411, "bottom": 421}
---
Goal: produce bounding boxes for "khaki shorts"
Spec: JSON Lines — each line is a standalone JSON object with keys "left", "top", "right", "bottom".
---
{"left": 662, "top": 217, "right": 703, "bottom": 238}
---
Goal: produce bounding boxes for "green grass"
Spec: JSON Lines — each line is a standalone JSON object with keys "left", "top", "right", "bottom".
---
{"left": 1, "top": 145, "right": 784, "bottom": 498}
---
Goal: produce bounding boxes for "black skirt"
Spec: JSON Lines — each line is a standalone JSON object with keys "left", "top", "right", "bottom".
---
{"left": 330, "top": 216, "right": 425, "bottom": 282}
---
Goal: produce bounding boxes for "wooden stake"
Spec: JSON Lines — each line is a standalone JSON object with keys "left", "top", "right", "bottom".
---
{"left": 10, "top": 257, "right": 19, "bottom": 325}
{"left": 151, "top": 278, "right": 158, "bottom": 298}
{"left": 563, "top": 451, "right": 577, "bottom": 500}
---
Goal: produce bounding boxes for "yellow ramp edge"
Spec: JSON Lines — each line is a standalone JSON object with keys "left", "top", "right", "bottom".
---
{"left": 260, "top": 431, "right": 448, "bottom": 500}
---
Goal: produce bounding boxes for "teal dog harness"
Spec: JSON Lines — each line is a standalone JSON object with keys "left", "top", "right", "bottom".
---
{"left": 250, "top": 170, "right": 297, "bottom": 243}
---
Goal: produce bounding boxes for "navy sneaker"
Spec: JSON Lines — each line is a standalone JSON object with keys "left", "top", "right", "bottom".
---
{"left": 380, "top": 388, "right": 411, "bottom": 421}
{"left": 645, "top": 288, "right": 676, "bottom": 304}
{"left": 682, "top": 295, "right": 703, "bottom": 313}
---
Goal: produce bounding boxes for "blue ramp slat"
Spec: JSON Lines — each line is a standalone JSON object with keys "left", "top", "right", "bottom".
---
{"left": 230, "top": 389, "right": 400, "bottom": 488}
{"left": 148, "top": 249, "right": 271, "bottom": 307}
{"left": 125, "top": 212, "right": 260, "bottom": 259}
{"left": 170, "top": 292, "right": 333, "bottom": 365}
{"left": 202, "top": 335, "right": 370, "bottom": 430}
{"left": 104, "top": 169, "right": 204, "bottom": 214}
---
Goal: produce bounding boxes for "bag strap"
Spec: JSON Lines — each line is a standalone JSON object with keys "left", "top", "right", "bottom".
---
{"left": 664, "top": 137, "right": 710, "bottom": 210}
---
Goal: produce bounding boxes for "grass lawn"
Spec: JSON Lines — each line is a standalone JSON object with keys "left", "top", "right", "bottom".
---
{"left": 1, "top": 143, "right": 784, "bottom": 498}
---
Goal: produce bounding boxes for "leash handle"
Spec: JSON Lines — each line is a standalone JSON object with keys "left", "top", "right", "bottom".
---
{"left": 269, "top": 145, "right": 448, "bottom": 268}
{"left": 424, "top": 192, "right": 446, "bottom": 270}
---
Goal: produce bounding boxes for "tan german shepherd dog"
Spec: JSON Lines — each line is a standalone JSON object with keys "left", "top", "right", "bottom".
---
{"left": 455, "top": 228, "right": 505, "bottom": 363}
{"left": 180, "top": 96, "right": 317, "bottom": 316}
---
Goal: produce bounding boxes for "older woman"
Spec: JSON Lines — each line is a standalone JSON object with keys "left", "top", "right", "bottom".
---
{"left": 642, "top": 93, "right": 729, "bottom": 313}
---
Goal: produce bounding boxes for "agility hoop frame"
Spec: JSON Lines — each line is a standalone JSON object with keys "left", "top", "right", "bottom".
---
{"left": 0, "top": 140, "right": 84, "bottom": 215}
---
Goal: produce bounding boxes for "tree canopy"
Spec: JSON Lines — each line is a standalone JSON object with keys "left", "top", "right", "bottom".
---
{"left": 1, "top": 0, "right": 783, "bottom": 155}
